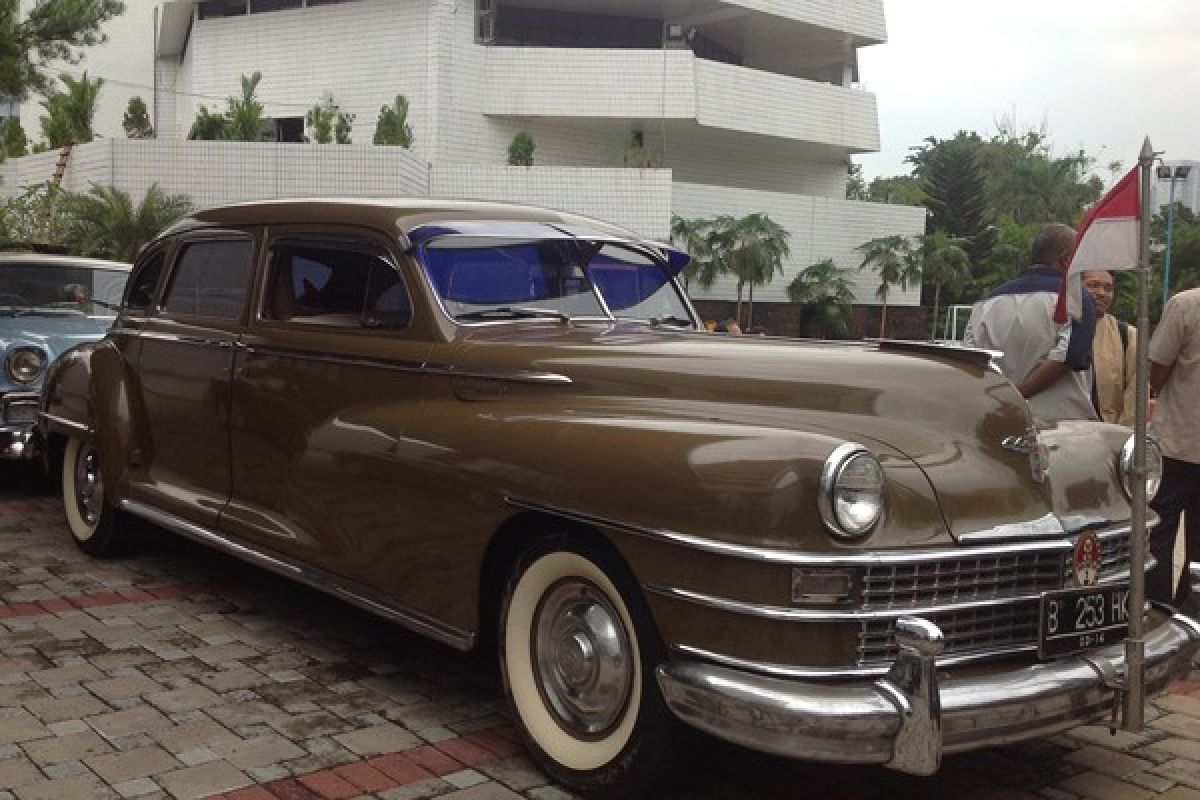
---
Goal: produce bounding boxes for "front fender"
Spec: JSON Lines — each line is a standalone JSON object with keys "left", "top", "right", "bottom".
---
{"left": 40, "top": 339, "right": 140, "bottom": 492}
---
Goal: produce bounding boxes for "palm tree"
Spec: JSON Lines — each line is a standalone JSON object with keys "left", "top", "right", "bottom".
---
{"left": 857, "top": 234, "right": 918, "bottom": 338}
{"left": 61, "top": 184, "right": 193, "bottom": 262}
{"left": 711, "top": 213, "right": 790, "bottom": 328}
{"left": 39, "top": 72, "right": 104, "bottom": 148}
{"left": 670, "top": 215, "right": 724, "bottom": 291}
{"left": 787, "top": 258, "right": 856, "bottom": 338}
{"left": 226, "top": 72, "right": 268, "bottom": 142}
{"left": 918, "top": 232, "right": 971, "bottom": 340}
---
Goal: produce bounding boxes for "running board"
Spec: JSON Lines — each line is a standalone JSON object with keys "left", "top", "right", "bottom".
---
{"left": 118, "top": 498, "right": 476, "bottom": 651}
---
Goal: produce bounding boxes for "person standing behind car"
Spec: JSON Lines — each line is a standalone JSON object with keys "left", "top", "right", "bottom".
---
{"left": 964, "top": 223, "right": 1097, "bottom": 421}
{"left": 1146, "top": 287, "right": 1200, "bottom": 609}
{"left": 1082, "top": 269, "right": 1137, "bottom": 426}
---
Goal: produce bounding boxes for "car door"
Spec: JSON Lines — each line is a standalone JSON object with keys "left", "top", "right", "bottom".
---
{"left": 126, "top": 232, "right": 257, "bottom": 528}
{"left": 223, "top": 229, "right": 432, "bottom": 590}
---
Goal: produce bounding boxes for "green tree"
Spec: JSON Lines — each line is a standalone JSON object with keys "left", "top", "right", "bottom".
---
{"left": 60, "top": 183, "right": 192, "bottom": 261}
{"left": 917, "top": 231, "right": 971, "bottom": 340}
{"left": 225, "top": 72, "right": 267, "bottom": 142}
{"left": 333, "top": 109, "right": 353, "bottom": 144}
{"left": 857, "top": 234, "right": 919, "bottom": 338}
{"left": 188, "top": 105, "right": 227, "bottom": 141}
{"left": 709, "top": 213, "right": 790, "bottom": 329}
{"left": 373, "top": 95, "right": 413, "bottom": 147}
{"left": 846, "top": 162, "right": 867, "bottom": 200}
{"left": 3, "top": 118, "right": 29, "bottom": 158}
{"left": 787, "top": 258, "right": 856, "bottom": 338}
{"left": 39, "top": 71, "right": 104, "bottom": 147}
{"left": 670, "top": 215, "right": 724, "bottom": 291}
{"left": 919, "top": 132, "right": 994, "bottom": 267}
{"left": 0, "top": 0, "right": 124, "bottom": 101}
{"left": 122, "top": 95, "right": 153, "bottom": 138}
{"left": 867, "top": 174, "right": 924, "bottom": 205}
{"left": 306, "top": 101, "right": 335, "bottom": 144}
{"left": 0, "top": 182, "right": 71, "bottom": 247}
{"left": 507, "top": 131, "right": 535, "bottom": 166}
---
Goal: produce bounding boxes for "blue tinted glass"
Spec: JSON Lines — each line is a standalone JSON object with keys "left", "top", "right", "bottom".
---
{"left": 423, "top": 242, "right": 554, "bottom": 304}
{"left": 589, "top": 254, "right": 669, "bottom": 311}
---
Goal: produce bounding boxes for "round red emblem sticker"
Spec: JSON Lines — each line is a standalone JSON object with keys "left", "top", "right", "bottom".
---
{"left": 1072, "top": 531, "right": 1102, "bottom": 587}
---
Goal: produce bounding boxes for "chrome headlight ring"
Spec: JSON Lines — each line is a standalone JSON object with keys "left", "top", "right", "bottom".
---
{"left": 5, "top": 346, "right": 48, "bottom": 385}
{"left": 1120, "top": 433, "right": 1163, "bottom": 503}
{"left": 819, "top": 443, "right": 886, "bottom": 540}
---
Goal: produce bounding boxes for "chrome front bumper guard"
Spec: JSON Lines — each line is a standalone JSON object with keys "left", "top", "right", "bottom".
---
{"left": 657, "top": 612, "right": 1200, "bottom": 776}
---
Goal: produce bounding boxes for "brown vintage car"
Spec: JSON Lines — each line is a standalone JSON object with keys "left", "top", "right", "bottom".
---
{"left": 39, "top": 198, "right": 1200, "bottom": 798}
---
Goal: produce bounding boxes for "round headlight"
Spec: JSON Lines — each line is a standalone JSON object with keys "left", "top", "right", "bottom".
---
{"left": 820, "top": 444, "right": 886, "bottom": 539}
{"left": 6, "top": 347, "right": 47, "bottom": 384}
{"left": 1120, "top": 434, "right": 1163, "bottom": 503}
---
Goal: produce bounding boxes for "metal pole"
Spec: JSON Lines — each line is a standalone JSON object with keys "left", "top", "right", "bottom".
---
{"left": 1164, "top": 177, "right": 1178, "bottom": 312}
{"left": 1123, "top": 137, "right": 1155, "bottom": 730}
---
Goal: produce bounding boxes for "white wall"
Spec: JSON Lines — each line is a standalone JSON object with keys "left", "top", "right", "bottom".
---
{"left": 674, "top": 181, "right": 926, "bottom": 306}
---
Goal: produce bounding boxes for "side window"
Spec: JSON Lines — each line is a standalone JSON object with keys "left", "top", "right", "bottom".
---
{"left": 163, "top": 239, "right": 254, "bottom": 319}
{"left": 266, "top": 240, "right": 411, "bottom": 329}
{"left": 124, "top": 250, "right": 167, "bottom": 312}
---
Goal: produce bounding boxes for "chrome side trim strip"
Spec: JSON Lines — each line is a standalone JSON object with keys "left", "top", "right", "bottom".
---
{"left": 37, "top": 412, "right": 93, "bottom": 437}
{"left": 505, "top": 497, "right": 1080, "bottom": 566}
{"left": 243, "top": 345, "right": 572, "bottom": 385}
{"left": 118, "top": 499, "right": 475, "bottom": 651}
{"left": 671, "top": 642, "right": 1039, "bottom": 679}
{"left": 647, "top": 584, "right": 1055, "bottom": 622}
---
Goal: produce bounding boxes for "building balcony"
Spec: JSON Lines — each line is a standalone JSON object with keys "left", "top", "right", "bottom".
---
{"left": 479, "top": 48, "right": 880, "bottom": 154}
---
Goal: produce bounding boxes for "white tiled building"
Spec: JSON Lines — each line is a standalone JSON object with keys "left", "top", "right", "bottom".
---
{"left": 6, "top": 0, "right": 925, "bottom": 309}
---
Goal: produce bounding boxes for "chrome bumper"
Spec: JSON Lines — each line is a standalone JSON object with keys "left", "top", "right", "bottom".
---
{"left": 657, "top": 612, "right": 1200, "bottom": 776}
{"left": 0, "top": 425, "right": 36, "bottom": 459}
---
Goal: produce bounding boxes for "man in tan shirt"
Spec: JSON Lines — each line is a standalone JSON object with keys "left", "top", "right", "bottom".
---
{"left": 1082, "top": 270, "right": 1137, "bottom": 426}
{"left": 1146, "top": 287, "right": 1200, "bottom": 609}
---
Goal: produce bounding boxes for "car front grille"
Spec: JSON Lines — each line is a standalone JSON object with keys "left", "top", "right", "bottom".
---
{"left": 1, "top": 395, "right": 39, "bottom": 426}
{"left": 857, "top": 527, "right": 1134, "bottom": 667}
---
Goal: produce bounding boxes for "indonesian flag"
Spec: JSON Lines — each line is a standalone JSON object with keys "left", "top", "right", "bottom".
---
{"left": 1057, "top": 165, "right": 1141, "bottom": 322}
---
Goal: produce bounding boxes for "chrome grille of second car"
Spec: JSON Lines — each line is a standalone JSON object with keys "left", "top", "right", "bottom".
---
{"left": 857, "top": 526, "right": 1134, "bottom": 667}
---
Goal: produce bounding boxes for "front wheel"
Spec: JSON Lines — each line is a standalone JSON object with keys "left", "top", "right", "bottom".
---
{"left": 62, "top": 436, "right": 126, "bottom": 557}
{"left": 499, "top": 539, "right": 678, "bottom": 799}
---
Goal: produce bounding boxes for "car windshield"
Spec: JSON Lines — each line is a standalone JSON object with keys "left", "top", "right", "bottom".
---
{"left": 0, "top": 264, "right": 127, "bottom": 317}
{"left": 420, "top": 236, "right": 692, "bottom": 325}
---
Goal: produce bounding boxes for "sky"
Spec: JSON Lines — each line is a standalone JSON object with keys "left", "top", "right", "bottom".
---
{"left": 856, "top": 0, "right": 1200, "bottom": 181}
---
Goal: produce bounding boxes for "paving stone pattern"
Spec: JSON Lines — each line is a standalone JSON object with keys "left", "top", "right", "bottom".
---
{"left": 3, "top": 472, "right": 1200, "bottom": 800}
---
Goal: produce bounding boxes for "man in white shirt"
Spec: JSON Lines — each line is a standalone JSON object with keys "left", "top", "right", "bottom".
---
{"left": 965, "top": 224, "right": 1097, "bottom": 421}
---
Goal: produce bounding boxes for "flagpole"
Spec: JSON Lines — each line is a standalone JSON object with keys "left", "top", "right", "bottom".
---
{"left": 1123, "top": 136, "right": 1155, "bottom": 730}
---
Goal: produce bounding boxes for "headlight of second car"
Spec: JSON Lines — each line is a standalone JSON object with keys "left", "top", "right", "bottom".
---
{"left": 1120, "top": 433, "right": 1163, "bottom": 503}
{"left": 819, "top": 443, "right": 886, "bottom": 539}
{"left": 5, "top": 346, "right": 48, "bottom": 384}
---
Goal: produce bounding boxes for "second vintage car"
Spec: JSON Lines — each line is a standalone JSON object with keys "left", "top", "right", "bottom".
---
{"left": 39, "top": 198, "right": 1200, "bottom": 799}
{"left": 1, "top": 253, "right": 129, "bottom": 461}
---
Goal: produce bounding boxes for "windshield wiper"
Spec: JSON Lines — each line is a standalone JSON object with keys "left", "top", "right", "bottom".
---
{"left": 647, "top": 315, "right": 693, "bottom": 328}
{"left": 455, "top": 307, "right": 572, "bottom": 325}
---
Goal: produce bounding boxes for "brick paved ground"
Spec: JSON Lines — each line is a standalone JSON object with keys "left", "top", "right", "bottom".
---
{"left": 4, "top": 463, "right": 1200, "bottom": 800}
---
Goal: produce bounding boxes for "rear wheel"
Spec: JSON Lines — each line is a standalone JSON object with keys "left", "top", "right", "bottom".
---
{"left": 499, "top": 538, "right": 678, "bottom": 799}
{"left": 62, "top": 436, "right": 126, "bottom": 556}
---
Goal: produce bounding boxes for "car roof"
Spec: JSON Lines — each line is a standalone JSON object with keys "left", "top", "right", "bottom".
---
{"left": 0, "top": 252, "right": 132, "bottom": 271}
{"left": 163, "top": 197, "right": 646, "bottom": 242}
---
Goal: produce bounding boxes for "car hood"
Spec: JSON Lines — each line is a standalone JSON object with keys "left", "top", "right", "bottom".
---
{"left": 449, "top": 324, "right": 1123, "bottom": 540}
{"left": 0, "top": 315, "right": 116, "bottom": 385}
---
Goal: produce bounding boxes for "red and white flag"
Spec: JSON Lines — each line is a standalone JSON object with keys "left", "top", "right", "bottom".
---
{"left": 1058, "top": 165, "right": 1141, "bottom": 321}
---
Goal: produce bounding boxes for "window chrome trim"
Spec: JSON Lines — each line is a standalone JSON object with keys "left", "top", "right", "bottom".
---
{"left": 118, "top": 498, "right": 475, "bottom": 651}
{"left": 241, "top": 344, "right": 572, "bottom": 385}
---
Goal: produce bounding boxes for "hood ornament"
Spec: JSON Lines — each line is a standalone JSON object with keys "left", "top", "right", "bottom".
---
{"left": 1002, "top": 428, "right": 1049, "bottom": 484}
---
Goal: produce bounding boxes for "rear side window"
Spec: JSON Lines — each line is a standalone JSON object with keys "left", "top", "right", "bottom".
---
{"left": 265, "top": 240, "right": 411, "bottom": 329}
{"left": 125, "top": 251, "right": 167, "bottom": 312}
{"left": 163, "top": 239, "right": 254, "bottom": 319}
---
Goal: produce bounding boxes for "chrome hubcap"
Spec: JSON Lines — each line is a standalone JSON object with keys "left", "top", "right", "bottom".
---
{"left": 534, "top": 580, "right": 632, "bottom": 736}
{"left": 74, "top": 445, "right": 103, "bottom": 527}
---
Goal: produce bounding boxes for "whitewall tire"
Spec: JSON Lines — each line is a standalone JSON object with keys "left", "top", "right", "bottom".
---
{"left": 62, "top": 436, "right": 124, "bottom": 556}
{"left": 499, "top": 539, "right": 677, "bottom": 799}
